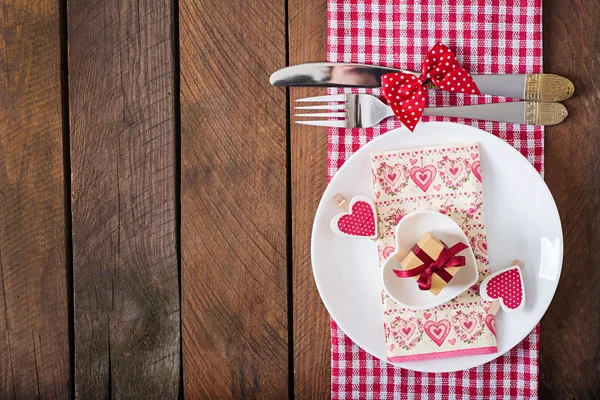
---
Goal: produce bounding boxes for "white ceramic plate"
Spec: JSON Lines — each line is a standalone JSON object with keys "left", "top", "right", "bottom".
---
{"left": 381, "top": 211, "right": 479, "bottom": 310}
{"left": 311, "top": 122, "right": 562, "bottom": 373}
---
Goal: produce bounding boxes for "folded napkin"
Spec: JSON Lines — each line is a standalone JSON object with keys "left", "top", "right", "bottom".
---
{"left": 372, "top": 143, "right": 497, "bottom": 361}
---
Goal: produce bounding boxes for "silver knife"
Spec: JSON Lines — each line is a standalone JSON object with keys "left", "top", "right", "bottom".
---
{"left": 270, "top": 63, "right": 574, "bottom": 102}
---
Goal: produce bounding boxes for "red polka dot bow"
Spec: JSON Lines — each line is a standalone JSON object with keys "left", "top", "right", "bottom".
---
{"left": 381, "top": 42, "right": 480, "bottom": 131}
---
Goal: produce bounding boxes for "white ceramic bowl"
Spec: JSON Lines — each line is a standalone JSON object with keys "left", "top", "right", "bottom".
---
{"left": 381, "top": 211, "right": 478, "bottom": 310}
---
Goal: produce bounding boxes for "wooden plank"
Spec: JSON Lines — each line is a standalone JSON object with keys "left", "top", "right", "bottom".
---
{"left": 288, "top": 0, "right": 331, "bottom": 398}
{"left": 179, "top": 0, "right": 288, "bottom": 397}
{"left": 0, "top": 0, "right": 70, "bottom": 398}
{"left": 68, "top": 0, "right": 179, "bottom": 397}
{"left": 541, "top": 0, "right": 600, "bottom": 397}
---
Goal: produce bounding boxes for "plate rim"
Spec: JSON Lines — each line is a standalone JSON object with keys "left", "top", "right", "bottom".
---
{"left": 310, "top": 122, "right": 563, "bottom": 372}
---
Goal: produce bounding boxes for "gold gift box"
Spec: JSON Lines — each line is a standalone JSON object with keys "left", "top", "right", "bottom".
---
{"left": 400, "top": 232, "right": 462, "bottom": 296}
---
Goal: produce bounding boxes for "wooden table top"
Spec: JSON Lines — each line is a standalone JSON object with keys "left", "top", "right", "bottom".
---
{"left": 0, "top": 0, "right": 597, "bottom": 398}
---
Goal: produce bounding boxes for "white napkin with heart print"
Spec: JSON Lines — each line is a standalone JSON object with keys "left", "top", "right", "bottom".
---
{"left": 373, "top": 143, "right": 498, "bottom": 362}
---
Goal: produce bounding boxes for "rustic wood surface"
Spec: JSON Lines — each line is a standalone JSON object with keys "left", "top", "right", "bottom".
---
{"left": 68, "top": 0, "right": 179, "bottom": 397}
{"left": 0, "top": 0, "right": 597, "bottom": 398}
{"left": 0, "top": 0, "right": 70, "bottom": 398}
{"left": 179, "top": 0, "right": 289, "bottom": 397}
{"left": 288, "top": 0, "right": 600, "bottom": 399}
{"left": 288, "top": 0, "right": 330, "bottom": 398}
{"left": 540, "top": 0, "right": 600, "bottom": 397}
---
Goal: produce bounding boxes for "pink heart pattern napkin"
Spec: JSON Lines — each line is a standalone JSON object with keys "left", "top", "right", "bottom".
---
{"left": 373, "top": 143, "right": 497, "bottom": 362}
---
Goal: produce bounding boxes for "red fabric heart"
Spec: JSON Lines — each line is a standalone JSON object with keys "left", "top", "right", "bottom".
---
{"left": 337, "top": 201, "right": 376, "bottom": 237}
{"left": 484, "top": 268, "right": 523, "bottom": 310}
{"left": 380, "top": 42, "right": 480, "bottom": 131}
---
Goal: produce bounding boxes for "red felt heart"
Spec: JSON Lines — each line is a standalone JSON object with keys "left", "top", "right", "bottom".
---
{"left": 482, "top": 267, "right": 524, "bottom": 310}
{"left": 337, "top": 201, "right": 376, "bottom": 237}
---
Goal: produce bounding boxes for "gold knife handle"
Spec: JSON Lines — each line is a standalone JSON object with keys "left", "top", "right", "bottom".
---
{"left": 524, "top": 74, "right": 575, "bottom": 102}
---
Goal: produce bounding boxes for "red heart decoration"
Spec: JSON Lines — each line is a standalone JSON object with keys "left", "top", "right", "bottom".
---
{"left": 485, "top": 314, "right": 496, "bottom": 336}
{"left": 445, "top": 163, "right": 464, "bottom": 181}
{"left": 335, "top": 200, "right": 377, "bottom": 237}
{"left": 477, "top": 239, "right": 488, "bottom": 255}
{"left": 385, "top": 170, "right": 401, "bottom": 186}
{"left": 399, "top": 322, "right": 416, "bottom": 340}
{"left": 382, "top": 246, "right": 395, "bottom": 260}
{"left": 481, "top": 266, "right": 525, "bottom": 313}
{"left": 424, "top": 320, "right": 450, "bottom": 347}
{"left": 458, "top": 316, "right": 477, "bottom": 334}
{"left": 409, "top": 165, "right": 437, "bottom": 192}
{"left": 471, "top": 160, "right": 482, "bottom": 182}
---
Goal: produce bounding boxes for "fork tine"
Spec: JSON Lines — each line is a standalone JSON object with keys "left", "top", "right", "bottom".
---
{"left": 294, "top": 112, "right": 346, "bottom": 118}
{"left": 295, "top": 120, "right": 347, "bottom": 128}
{"left": 295, "top": 94, "right": 347, "bottom": 102}
{"left": 295, "top": 104, "right": 345, "bottom": 110}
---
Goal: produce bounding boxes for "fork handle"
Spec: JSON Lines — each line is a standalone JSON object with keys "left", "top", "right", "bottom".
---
{"left": 421, "top": 101, "right": 567, "bottom": 126}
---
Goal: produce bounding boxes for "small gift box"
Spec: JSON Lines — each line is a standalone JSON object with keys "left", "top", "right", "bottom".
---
{"left": 394, "top": 232, "right": 467, "bottom": 296}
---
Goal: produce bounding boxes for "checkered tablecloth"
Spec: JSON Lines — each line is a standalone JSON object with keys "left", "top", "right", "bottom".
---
{"left": 327, "top": 0, "right": 542, "bottom": 398}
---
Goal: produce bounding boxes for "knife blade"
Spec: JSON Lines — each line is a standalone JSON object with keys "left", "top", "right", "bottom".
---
{"left": 270, "top": 63, "right": 574, "bottom": 102}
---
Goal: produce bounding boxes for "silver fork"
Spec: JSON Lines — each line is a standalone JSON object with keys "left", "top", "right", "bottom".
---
{"left": 295, "top": 94, "right": 568, "bottom": 128}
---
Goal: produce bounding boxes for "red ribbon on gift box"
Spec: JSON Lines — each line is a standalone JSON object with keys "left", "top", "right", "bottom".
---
{"left": 393, "top": 242, "right": 468, "bottom": 291}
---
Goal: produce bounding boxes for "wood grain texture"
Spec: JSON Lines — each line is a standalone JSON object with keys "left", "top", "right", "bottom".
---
{"left": 288, "top": 0, "right": 331, "bottom": 398}
{"left": 0, "top": 0, "right": 70, "bottom": 398}
{"left": 179, "top": 0, "right": 288, "bottom": 397}
{"left": 68, "top": 0, "right": 179, "bottom": 397}
{"left": 541, "top": 0, "right": 600, "bottom": 397}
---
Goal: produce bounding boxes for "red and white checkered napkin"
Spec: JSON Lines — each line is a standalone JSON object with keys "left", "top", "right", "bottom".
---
{"left": 327, "top": 0, "right": 542, "bottom": 398}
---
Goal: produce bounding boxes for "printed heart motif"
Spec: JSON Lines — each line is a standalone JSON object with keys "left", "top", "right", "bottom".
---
{"left": 331, "top": 196, "right": 377, "bottom": 239}
{"left": 470, "top": 153, "right": 478, "bottom": 160}
{"left": 477, "top": 239, "right": 488, "bottom": 255}
{"left": 409, "top": 165, "right": 437, "bottom": 192}
{"left": 471, "top": 161, "right": 482, "bottom": 182}
{"left": 409, "top": 158, "right": 418, "bottom": 165}
{"left": 445, "top": 163, "right": 464, "bottom": 181}
{"left": 433, "top": 184, "right": 441, "bottom": 191}
{"left": 484, "top": 305, "right": 490, "bottom": 313}
{"left": 382, "top": 246, "right": 395, "bottom": 260}
{"left": 399, "top": 322, "right": 416, "bottom": 340}
{"left": 448, "top": 338, "right": 456, "bottom": 345}
{"left": 423, "top": 312, "right": 432, "bottom": 320}
{"left": 424, "top": 320, "right": 451, "bottom": 347}
{"left": 458, "top": 316, "right": 477, "bottom": 334}
{"left": 485, "top": 315, "right": 496, "bottom": 336}
{"left": 385, "top": 169, "right": 402, "bottom": 186}
{"left": 480, "top": 265, "right": 525, "bottom": 313}
{"left": 375, "top": 190, "right": 381, "bottom": 199}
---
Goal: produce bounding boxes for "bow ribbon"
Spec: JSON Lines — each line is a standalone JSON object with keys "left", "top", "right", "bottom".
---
{"left": 381, "top": 42, "right": 480, "bottom": 131}
{"left": 393, "top": 242, "right": 468, "bottom": 291}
